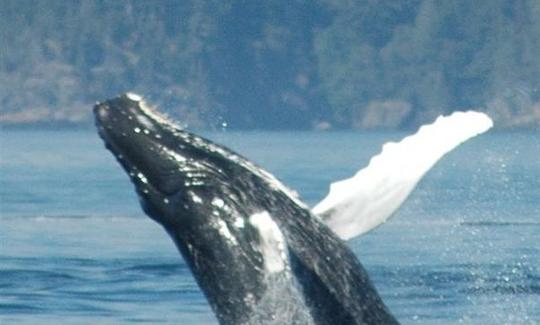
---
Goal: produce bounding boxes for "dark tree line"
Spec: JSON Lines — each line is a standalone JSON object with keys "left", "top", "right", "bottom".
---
{"left": 1, "top": 0, "right": 539, "bottom": 129}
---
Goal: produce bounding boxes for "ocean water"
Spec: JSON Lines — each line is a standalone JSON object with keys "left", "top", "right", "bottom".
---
{"left": 0, "top": 128, "right": 539, "bottom": 324}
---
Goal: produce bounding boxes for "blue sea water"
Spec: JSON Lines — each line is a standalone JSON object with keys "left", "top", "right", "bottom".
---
{"left": 0, "top": 128, "right": 539, "bottom": 324}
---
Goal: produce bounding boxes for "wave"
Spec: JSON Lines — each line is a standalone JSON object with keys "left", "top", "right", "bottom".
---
{"left": 119, "top": 263, "right": 188, "bottom": 276}
{"left": 460, "top": 221, "right": 540, "bottom": 227}
{"left": 369, "top": 263, "right": 540, "bottom": 296}
{"left": 0, "top": 303, "right": 45, "bottom": 314}
{"left": 0, "top": 214, "right": 143, "bottom": 221}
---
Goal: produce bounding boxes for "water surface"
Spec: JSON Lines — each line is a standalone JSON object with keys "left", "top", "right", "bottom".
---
{"left": 1, "top": 129, "right": 539, "bottom": 324}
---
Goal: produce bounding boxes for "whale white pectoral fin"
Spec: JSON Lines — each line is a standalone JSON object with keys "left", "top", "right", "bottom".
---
{"left": 312, "top": 111, "right": 494, "bottom": 240}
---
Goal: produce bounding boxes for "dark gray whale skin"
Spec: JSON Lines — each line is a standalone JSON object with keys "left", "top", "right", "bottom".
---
{"left": 94, "top": 93, "right": 399, "bottom": 325}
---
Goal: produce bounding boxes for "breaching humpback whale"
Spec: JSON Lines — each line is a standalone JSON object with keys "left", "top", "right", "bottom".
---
{"left": 94, "top": 93, "right": 492, "bottom": 324}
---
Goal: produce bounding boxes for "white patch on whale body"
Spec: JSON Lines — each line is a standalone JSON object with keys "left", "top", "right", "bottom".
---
{"left": 162, "top": 147, "right": 187, "bottom": 162}
{"left": 233, "top": 217, "right": 245, "bottom": 228}
{"left": 126, "top": 92, "right": 142, "bottom": 101}
{"left": 137, "top": 172, "right": 148, "bottom": 184}
{"left": 212, "top": 197, "right": 225, "bottom": 208}
{"left": 249, "top": 211, "right": 288, "bottom": 274}
{"left": 97, "top": 105, "right": 109, "bottom": 119}
{"left": 134, "top": 113, "right": 156, "bottom": 132}
{"left": 211, "top": 197, "right": 244, "bottom": 228}
{"left": 126, "top": 92, "right": 180, "bottom": 132}
{"left": 216, "top": 219, "right": 237, "bottom": 245}
{"left": 190, "top": 192, "right": 203, "bottom": 204}
{"left": 138, "top": 96, "right": 179, "bottom": 130}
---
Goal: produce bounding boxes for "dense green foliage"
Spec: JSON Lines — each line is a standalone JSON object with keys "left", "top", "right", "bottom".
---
{"left": 1, "top": 0, "right": 539, "bottom": 128}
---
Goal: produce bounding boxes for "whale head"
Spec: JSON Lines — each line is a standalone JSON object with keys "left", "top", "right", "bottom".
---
{"left": 94, "top": 93, "right": 299, "bottom": 323}
{"left": 94, "top": 93, "right": 224, "bottom": 225}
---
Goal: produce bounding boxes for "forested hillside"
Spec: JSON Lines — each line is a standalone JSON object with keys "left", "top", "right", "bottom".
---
{"left": 1, "top": 0, "right": 539, "bottom": 129}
